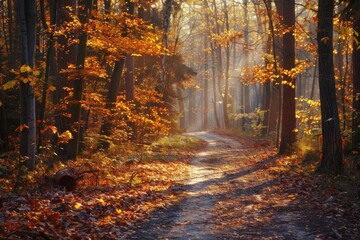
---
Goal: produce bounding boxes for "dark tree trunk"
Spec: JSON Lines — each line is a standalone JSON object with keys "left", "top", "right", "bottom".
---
{"left": 279, "top": 0, "right": 296, "bottom": 154}
{"left": 67, "top": 0, "right": 93, "bottom": 159}
{"left": 18, "top": 0, "right": 37, "bottom": 169}
{"left": 38, "top": 0, "right": 58, "bottom": 153}
{"left": 352, "top": 19, "right": 360, "bottom": 151}
{"left": 99, "top": 59, "right": 125, "bottom": 149}
{"left": 7, "top": 0, "right": 15, "bottom": 67}
{"left": 317, "top": 0, "right": 343, "bottom": 174}
{"left": 54, "top": 0, "right": 78, "bottom": 158}
{"left": 99, "top": 0, "right": 135, "bottom": 149}
{"left": 0, "top": 77, "right": 8, "bottom": 153}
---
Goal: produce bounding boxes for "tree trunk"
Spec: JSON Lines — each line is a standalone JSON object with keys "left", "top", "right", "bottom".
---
{"left": 99, "top": 59, "right": 126, "bottom": 149}
{"left": 176, "top": 84, "right": 185, "bottom": 130}
{"left": 99, "top": 0, "right": 135, "bottom": 149}
{"left": 67, "top": 0, "right": 92, "bottom": 159}
{"left": 125, "top": 54, "right": 136, "bottom": 138}
{"left": 18, "top": 0, "right": 37, "bottom": 170}
{"left": 317, "top": 0, "right": 343, "bottom": 174}
{"left": 203, "top": 35, "right": 209, "bottom": 130}
{"left": 0, "top": 77, "right": 8, "bottom": 153}
{"left": 352, "top": 19, "right": 360, "bottom": 151}
{"left": 7, "top": 0, "right": 14, "bottom": 67}
{"left": 54, "top": 0, "right": 78, "bottom": 158}
{"left": 38, "top": 0, "right": 57, "bottom": 153}
{"left": 222, "top": 0, "right": 230, "bottom": 129}
{"left": 203, "top": 0, "right": 220, "bottom": 129}
{"left": 279, "top": 0, "right": 296, "bottom": 154}
{"left": 159, "top": 0, "right": 173, "bottom": 93}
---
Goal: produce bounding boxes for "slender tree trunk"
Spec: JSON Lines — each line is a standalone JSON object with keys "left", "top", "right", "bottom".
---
{"left": 160, "top": 0, "right": 173, "bottom": 93}
{"left": 203, "top": 0, "right": 220, "bottom": 129}
{"left": 177, "top": 84, "right": 185, "bottom": 130}
{"left": 38, "top": 0, "right": 58, "bottom": 153}
{"left": 125, "top": 54, "right": 136, "bottom": 138}
{"left": 7, "top": 0, "right": 14, "bottom": 67}
{"left": 262, "top": 1, "right": 272, "bottom": 135}
{"left": 67, "top": 0, "right": 92, "bottom": 159}
{"left": 54, "top": 0, "right": 78, "bottom": 159}
{"left": 203, "top": 35, "right": 209, "bottom": 130}
{"left": 0, "top": 77, "right": 8, "bottom": 153}
{"left": 310, "top": 57, "right": 318, "bottom": 100}
{"left": 352, "top": 19, "right": 360, "bottom": 151}
{"left": 210, "top": 42, "right": 221, "bottom": 129}
{"left": 222, "top": 0, "right": 230, "bottom": 129}
{"left": 18, "top": 0, "right": 37, "bottom": 169}
{"left": 317, "top": 0, "right": 343, "bottom": 174}
{"left": 279, "top": 0, "right": 296, "bottom": 154}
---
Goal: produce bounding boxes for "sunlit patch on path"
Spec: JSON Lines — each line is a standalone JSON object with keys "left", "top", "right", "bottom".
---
{"left": 128, "top": 132, "right": 336, "bottom": 239}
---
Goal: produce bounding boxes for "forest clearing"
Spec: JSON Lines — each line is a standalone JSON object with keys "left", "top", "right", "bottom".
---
{"left": 1, "top": 0, "right": 360, "bottom": 239}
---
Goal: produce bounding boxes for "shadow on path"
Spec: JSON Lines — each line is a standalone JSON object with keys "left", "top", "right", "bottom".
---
{"left": 125, "top": 132, "right": 336, "bottom": 240}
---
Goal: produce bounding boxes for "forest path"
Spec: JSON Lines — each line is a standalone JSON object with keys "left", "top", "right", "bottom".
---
{"left": 127, "top": 132, "right": 333, "bottom": 240}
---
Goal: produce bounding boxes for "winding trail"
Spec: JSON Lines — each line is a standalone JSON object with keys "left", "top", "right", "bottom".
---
{"left": 127, "top": 132, "right": 334, "bottom": 239}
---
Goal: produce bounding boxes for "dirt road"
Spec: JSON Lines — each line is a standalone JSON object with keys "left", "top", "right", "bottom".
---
{"left": 127, "top": 132, "right": 339, "bottom": 239}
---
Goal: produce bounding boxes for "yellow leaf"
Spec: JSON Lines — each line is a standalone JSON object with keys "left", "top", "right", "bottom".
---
{"left": 98, "top": 198, "right": 105, "bottom": 205}
{"left": 58, "top": 130, "right": 73, "bottom": 143}
{"left": 22, "top": 77, "right": 29, "bottom": 84}
{"left": 33, "top": 70, "right": 40, "bottom": 77}
{"left": 116, "top": 208, "right": 122, "bottom": 214}
{"left": 2, "top": 80, "right": 17, "bottom": 90}
{"left": 48, "top": 85, "right": 56, "bottom": 92}
{"left": 74, "top": 203, "right": 82, "bottom": 209}
{"left": 20, "top": 65, "right": 32, "bottom": 73}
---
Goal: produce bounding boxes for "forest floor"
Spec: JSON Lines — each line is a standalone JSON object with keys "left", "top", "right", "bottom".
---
{"left": 1, "top": 132, "right": 359, "bottom": 239}
{"left": 126, "top": 132, "right": 360, "bottom": 240}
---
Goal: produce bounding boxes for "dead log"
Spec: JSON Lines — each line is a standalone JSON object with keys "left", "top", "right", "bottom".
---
{"left": 54, "top": 168, "right": 77, "bottom": 191}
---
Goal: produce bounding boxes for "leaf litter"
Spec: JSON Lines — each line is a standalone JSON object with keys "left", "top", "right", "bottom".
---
{"left": 1, "top": 132, "right": 359, "bottom": 239}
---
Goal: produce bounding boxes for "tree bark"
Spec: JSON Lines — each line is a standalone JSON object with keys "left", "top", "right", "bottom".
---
{"left": 18, "top": 0, "right": 37, "bottom": 169}
{"left": 67, "top": 0, "right": 93, "bottom": 159}
{"left": 176, "top": 84, "right": 185, "bottom": 130}
{"left": 159, "top": 0, "right": 173, "bottom": 93}
{"left": 0, "top": 77, "right": 8, "bottom": 153}
{"left": 203, "top": 35, "right": 209, "bottom": 130}
{"left": 222, "top": 0, "right": 230, "bottom": 129}
{"left": 99, "top": 0, "right": 135, "bottom": 149}
{"left": 317, "top": 0, "right": 343, "bottom": 174}
{"left": 352, "top": 19, "right": 360, "bottom": 151}
{"left": 279, "top": 0, "right": 296, "bottom": 154}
